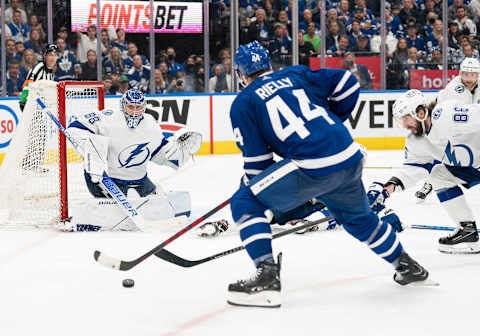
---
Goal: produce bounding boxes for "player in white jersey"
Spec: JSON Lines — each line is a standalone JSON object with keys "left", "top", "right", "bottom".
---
{"left": 413, "top": 58, "right": 480, "bottom": 203}
{"left": 368, "top": 89, "right": 480, "bottom": 254}
{"left": 63, "top": 89, "right": 203, "bottom": 231}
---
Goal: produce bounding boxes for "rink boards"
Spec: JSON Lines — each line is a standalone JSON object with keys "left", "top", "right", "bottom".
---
{"left": 0, "top": 91, "right": 438, "bottom": 165}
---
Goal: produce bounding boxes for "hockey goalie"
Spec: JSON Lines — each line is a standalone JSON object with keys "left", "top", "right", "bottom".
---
{"left": 61, "top": 89, "right": 202, "bottom": 231}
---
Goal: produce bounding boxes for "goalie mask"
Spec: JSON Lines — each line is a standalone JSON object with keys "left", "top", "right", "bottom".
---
{"left": 392, "top": 89, "right": 430, "bottom": 136}
{"left": 120, "top": 89, "right": 146, "bottom": 129}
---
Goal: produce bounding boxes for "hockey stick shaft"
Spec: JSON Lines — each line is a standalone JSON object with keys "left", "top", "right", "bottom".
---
{"left": 94, "top": 198, "right": 231, "bottom": 270}
{"left": 409, "top": 224, "right": 480, "bottom": 232}
{"left": 155, "top": 216, "right": 333, "bottom": 268}
{"left": 37, "top": 98, "right": 149, "bottom": 231}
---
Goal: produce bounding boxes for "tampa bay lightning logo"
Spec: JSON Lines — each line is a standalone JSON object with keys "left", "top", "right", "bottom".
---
{"left": 118, "top": 143, "right": 150, "bottom": 168}
{"left": 102, "top": 109, "right": 113, "bottom": 116}
{"left": 455, "top": 85, "right": 465, "bottom": 93}
{"left": 444, "top": 141, "right": 474, "bottom": 167}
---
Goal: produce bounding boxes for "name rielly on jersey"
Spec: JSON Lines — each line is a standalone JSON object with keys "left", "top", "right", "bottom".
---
{"left": 255, "top": 77, "right": 294, "bottom": 100}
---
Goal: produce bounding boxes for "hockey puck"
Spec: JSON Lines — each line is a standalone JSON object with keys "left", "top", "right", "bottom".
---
{"left": 122, "top": 279, "right": 135, "bottom": 288}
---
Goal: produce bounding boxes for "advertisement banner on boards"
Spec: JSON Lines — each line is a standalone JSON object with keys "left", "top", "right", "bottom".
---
{"left": 71, "top": 0, "right": 203, "bottom": 34}
{"left": 409, "top": 70, "right": 459, "bottom": 90}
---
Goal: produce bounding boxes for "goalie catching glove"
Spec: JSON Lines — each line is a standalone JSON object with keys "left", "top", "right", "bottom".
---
{"left": 156, "top": 128, "right": 203, "bottom": 169}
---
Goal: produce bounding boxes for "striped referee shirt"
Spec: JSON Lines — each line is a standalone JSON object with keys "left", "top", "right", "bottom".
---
{"left": 23, "top": 62, "right": 55, "bottom": 87}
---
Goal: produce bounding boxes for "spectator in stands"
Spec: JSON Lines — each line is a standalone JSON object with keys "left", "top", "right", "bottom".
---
{"left": 304, "top": 22, "right": 321, "bottom": 53}
{"left": 79, "top": 49, "right": 98, "bottom": 81}
{"left": 427, "top": 47, "right": 443, "bottom": 69}
{"left": 387, "top": 38, "right": 409, "bottom": 89}
{"left": 299, "top": 9, "right": 319, "bottom": 33}
{"left": 76, "top": 25, "right": 103, "bottom": 64}
{"left": 337, "top": 0, "right": 351, "bottom": 25}
{"left": 21, "top": 48, "right": 37, "bottom": 74}
{"left": 351, "top": 34, "right": 371, "bottom": 56}
{"left": 406, "top": 47, "right": 426, "bottom": 70}
{"left": 298, "top": 30, "right": 316, "bottom": 66}
{"left": 112, "top": 28, "right": 128, "bottom": 59}
{"left": 263, "top": 0, "right": 278, "bottom": 26}
{"left": 149, "top": 69, "right": 168, "bottom": 94}
{"left": 405, "top": 20, "right": 426, "bottom": 56}
{"left": 458, "top": 43, "right": 480, "bottom": 64}
{"left": 425, "top": 19, "right": 443, "bottom": 54}
{"left": 56, "top": 26, "right": 71, "bottom": 50}
{"left": 453, "top": 5, "right": 477, "bottom": 39}
{"left": 349, "top": 20, "right": 368, "bottom": 48}
{"left": 448, "top": 0, "right": 475, "bottom": 21}
{"left": 8, "top": 10, "right": 30, "bottom": 43}
{"left": 6, "top": 38, "right": 22, "bottom": 66}
{"left": 104, "top": 47, "right": 126, "bottom": 75}
{"left": 103, "top": 75, "right": 115, "bottom": 95}
{"left": 29, "top": 14, "right": 46, "bottom": 42}
{"left": 127, "top": 54, "right": 151, "bottom": 92}
{"left": 448, "top": 21, "right": 461, "bottom": 49}
{"left": 158, "top": 61, "right": 174, "bottom": 85}
{"left": 247, "top": 8, "right": 272, "bottom": 46}
{"left": 15, "top": 41, "right": 25, "bottom": 57}
{"left": 420, "top": 0, "right": 441, "bottom": 25}
{"left": 125, "top": 42, "right": 150, "bottom": 72}
{"left": 167, "top": 76, "right": 187, "bottom": 93}
{"left": 385, "top": 6, "right": 402, "bottom": 36}
{"left": 221, "top": 57, "right": 232, "bottom": 91}
{"left": 353, "top": 0, "right": 376, "bottom": 22}
{"left": 399, "top": 0, "right": 420, "bottom": 25}
{"left": 327, "top": 34, "right": 350, "bottom": 57}
{"left": 118, "top": 74, "right": 130, "bottom": 95}
{"left": 165, "top": 47, "right": 184, "bottom": 78}
{"left": 209, "top": 64, "right": 227, "bottom": 93}
{"left": 101, "top": 29, "right": 113, "bottom": 59}
{"left": 24, "top": 28, "right": 44, "bottom": 62}
{"left": 326, "top": 8, "right": 346, "bottom": 34}
{"left": 268, "top": 23, "right": 292, "bottom": 70}
{"left": 6, "top": 59, "right": 24, "bottom": 96}
{"left": 346, "top": 6, "right": 377, "bottom": 36}
{"left": 342, "top": 52, "right": 372, "bottom": 90}
{"left": 55, "top": 37, "right": 78, "bottom": 80}
{"left": 110, "top": 72, "right": 121, "bottom": 94}
{"left": 326, "top": 20, "right": 341, "bottom": 51}
{"left": 276, "top": 10, "right": 292, "bottom": 38}
{"left": 5, "top": 0, "right": 28, "bottom": 25}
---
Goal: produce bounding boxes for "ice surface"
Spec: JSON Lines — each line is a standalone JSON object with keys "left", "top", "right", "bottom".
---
{"left": 2, "top": 151, "right": 480, "bottom": 336}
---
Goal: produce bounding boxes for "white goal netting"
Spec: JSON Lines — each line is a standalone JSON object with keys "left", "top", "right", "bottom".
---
{"left": 0, "top": 80, "right": 104, "bottom": 229}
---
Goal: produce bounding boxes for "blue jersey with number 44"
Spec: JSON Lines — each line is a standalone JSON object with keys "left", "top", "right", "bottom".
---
{"left": 230, "top": 65, "right": 363, "bottom": 179}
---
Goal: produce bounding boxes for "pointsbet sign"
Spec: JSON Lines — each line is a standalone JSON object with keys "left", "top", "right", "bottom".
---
{"left": 71, "top": 0, "right": 203, "bottom": 34}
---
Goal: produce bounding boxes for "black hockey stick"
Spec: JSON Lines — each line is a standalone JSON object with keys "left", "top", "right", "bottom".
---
{"left": 93, "top": 198, "right": 231, "bottom": 271}
{"left": 154, "top": 216, "right": 333, "bottom": 268}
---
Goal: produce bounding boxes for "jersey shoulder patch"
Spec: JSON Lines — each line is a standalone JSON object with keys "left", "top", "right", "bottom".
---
{"left": 455, "top": 84, "right": 465, "bottom": 93}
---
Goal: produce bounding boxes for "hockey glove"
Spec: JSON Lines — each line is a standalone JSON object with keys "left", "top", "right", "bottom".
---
{"left": 379, "top": 208, "right": 404, "bottom": 233}
{"left": 367, "top": 182, "right": 390, "bottom": 214}
{"left": 196, "top": 219, "right": 230, "bottom": 238}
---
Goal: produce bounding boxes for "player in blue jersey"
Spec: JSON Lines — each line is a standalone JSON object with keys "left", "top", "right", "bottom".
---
{"left": 226, "top": 41, "right": 433, "bottom": 308}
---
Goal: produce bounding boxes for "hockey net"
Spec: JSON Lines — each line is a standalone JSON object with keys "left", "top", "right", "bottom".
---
{"left": 0, "top": 80, "right": 104, "bottom": 229}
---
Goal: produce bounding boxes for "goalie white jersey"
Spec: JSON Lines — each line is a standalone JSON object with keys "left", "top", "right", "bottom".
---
{"left": 437, "top": 75, "right": 480, "bottom": 105}
{"left": 68, "top": 108, "right": 169, "bottom": 182}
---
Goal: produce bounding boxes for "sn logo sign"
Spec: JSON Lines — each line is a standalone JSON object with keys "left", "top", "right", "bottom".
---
{"left": 145, "top": 99, "right": 190, "bottom": 124}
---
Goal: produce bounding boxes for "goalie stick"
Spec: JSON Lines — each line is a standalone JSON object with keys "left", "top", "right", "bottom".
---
{"left": 94, "top": 198, "right": 231, "bottom": 271}
{"left": 37, "top": 98, "right": 175, "bottom": 232}
{"left": 154, "top": 216, "right": 333, "bottom": 268}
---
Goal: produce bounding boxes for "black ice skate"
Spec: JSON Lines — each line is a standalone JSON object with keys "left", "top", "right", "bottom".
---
{"left": 394, "top": 252, "right": 437, "bottom": 286}
{"left": 227, "top": 253, "right": 282, "bottom": 308}
{"left": 438, "top": 221, "right": 480, "bottom": 254}
{"left": 414, "top": 182, "right": 432, "bottom": 203}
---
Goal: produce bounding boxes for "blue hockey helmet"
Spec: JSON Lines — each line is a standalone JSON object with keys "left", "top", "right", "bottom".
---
{"left": 234, "top": 40, "right": 271, "bottom": 78}
{"left": 120, "top": 89, "right": 146, "bottom": 129}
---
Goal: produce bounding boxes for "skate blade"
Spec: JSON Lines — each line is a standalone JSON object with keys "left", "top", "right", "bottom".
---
{"left": 227, "top": 290, "right": 281, "bottom": 308}
{"left": 406, "top": 278, "right": 440, "bottom": 287}
{"left": 439, "top": 242, "right": 480, "bottom": 254}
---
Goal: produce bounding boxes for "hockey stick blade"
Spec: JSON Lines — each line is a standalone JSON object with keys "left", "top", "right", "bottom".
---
{"left": 409, "top": 224, "right": 480, "bottom": 232}
{"left": 93, "top": 198, "right": 231, "bottom": 271}
{"left": 155, "top": 216, "right": 333, "bottom": 268}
